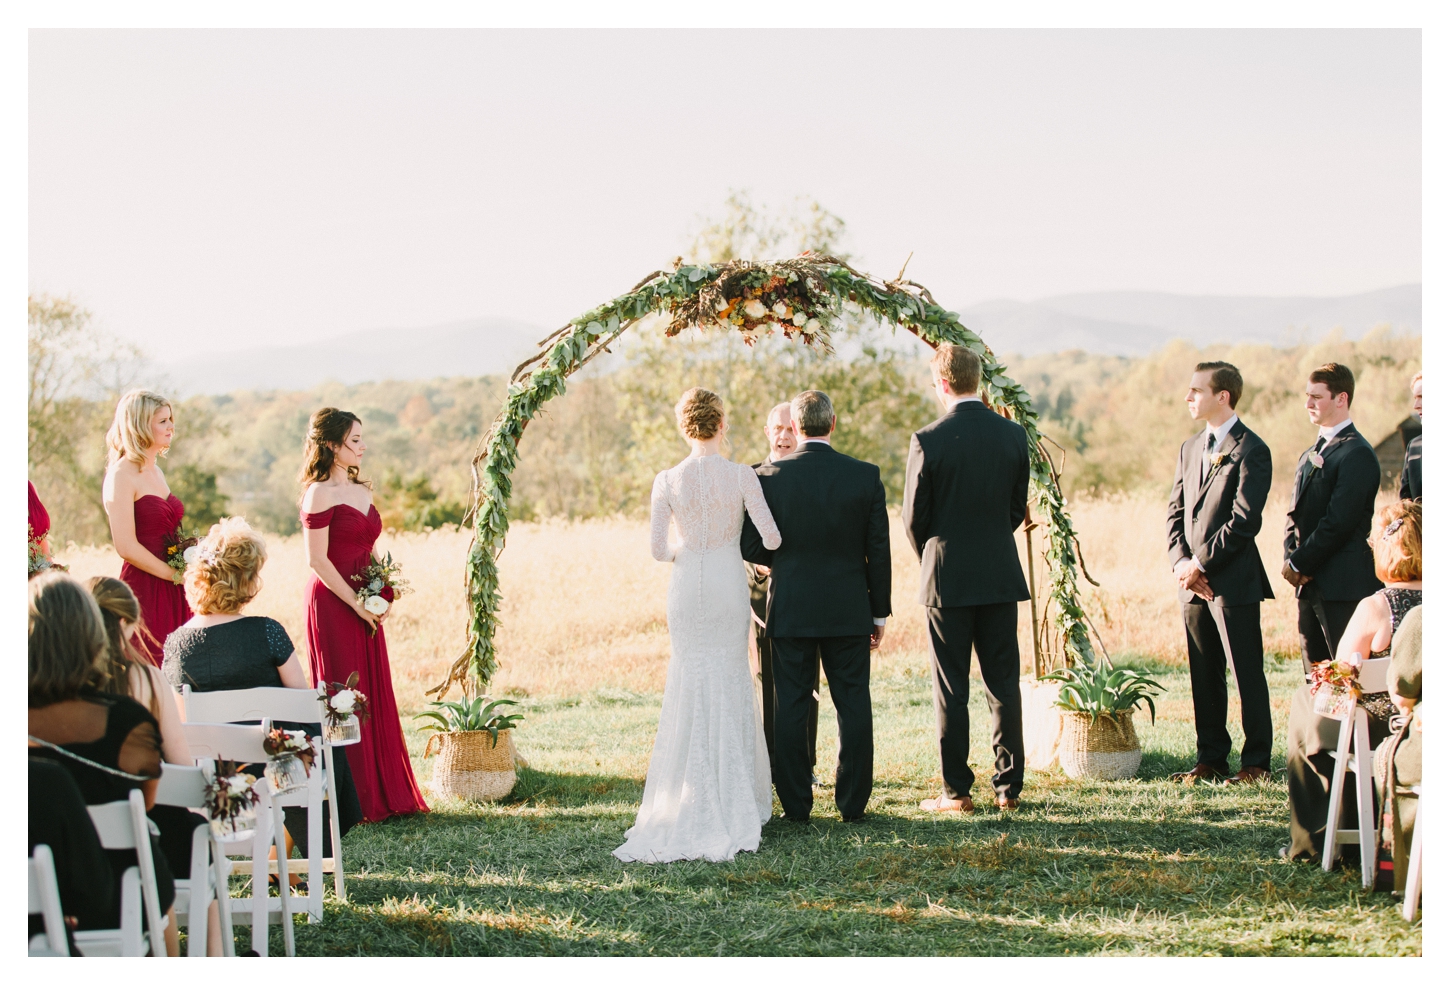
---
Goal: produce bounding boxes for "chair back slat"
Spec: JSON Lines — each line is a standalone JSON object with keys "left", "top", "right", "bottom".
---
{"left": 183, "top": 685, "right": 324, "bottom": 725}
{"left": 87, "top": 800, "right": 138, "bottom": 850}
{"left": 155, "top": 763, "right": 209, "bottom": 809}
{"left": 182, "top": 721, "right": 268, "bottom": 763}
{"left": 1359, "top": 656, "right": 1391, "bottom": 693}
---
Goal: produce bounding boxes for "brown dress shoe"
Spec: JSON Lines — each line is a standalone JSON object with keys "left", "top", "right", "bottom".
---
{"left": 995, "top": 796, "right": 1020, "bottom": 810}
{"left": 1169, "top": 763, "right": 1230, "bottom": 784}
{"left": 920, "top": 794, "right": 974, "bottom": 813}
{"left": 1225, "top": 767, "right": 1270, "bottom": 785}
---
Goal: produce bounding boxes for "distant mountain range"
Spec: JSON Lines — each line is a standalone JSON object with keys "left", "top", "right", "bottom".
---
{"left": 161, "top": 285, "right": 1420, "bottom": 394}
{"left": 968, "top": 284, "right": 1420, "bottom": 357}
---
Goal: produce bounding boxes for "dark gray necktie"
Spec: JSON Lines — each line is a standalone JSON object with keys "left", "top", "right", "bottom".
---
{"left": 1201, "top": 431, "right": 1216, "bottom": 480}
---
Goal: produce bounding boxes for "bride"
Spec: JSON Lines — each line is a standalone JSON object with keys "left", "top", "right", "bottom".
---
{"left": 614, "top": 388, "right": 782, "bottom": 863}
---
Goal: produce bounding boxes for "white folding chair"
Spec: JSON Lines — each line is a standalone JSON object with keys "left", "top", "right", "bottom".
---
{"left": 1402, "top": 785, "right": 1422, "bottom": 921}
{"left": 29, "top": 845, "right": 69, "bottom": 956}
{"left": 1321, "top": 656, "right": 1391, "bottom": 888}
{"left": 183, "top": 684, "right": 347, "bottom": 918}
{"left": 183, "top": 721, "right": 295, "bottom": 957}
{"left": 155, "top": 762, "right": 235, "bottom": 956}
{"left": 73, "top": 789, "right": 167, "bottom": 957}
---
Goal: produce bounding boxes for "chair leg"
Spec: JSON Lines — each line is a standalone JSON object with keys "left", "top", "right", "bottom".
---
{"left": 1402, "top": 795, "right": 1422, "bottom": 921}
{"left": 325, "top": 745, "right": 346, "bottom": 902}
{"left": 273, "top": 798, "right": 296, "bottom": 957}
{"left": 1353, "top": 713, "right": 1376, "bottom": 890}
{"left": 213, "top": 839, "right": 235, "bottom": 957}
{"left": 187, "top": 825, "right": 211, "bottom": 956}
{"left": 251, "top": 813, "right": 270, "bottom": 957}
{"left": 1322, "top": 712, "right": 1354, "bottom": 872}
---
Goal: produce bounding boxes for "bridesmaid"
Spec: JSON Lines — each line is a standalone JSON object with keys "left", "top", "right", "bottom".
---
{"left": 102, "top": 390, "right": 192, "bottom": 666}
{"left": 28, "top": 481, "right": 56, "bottom": 575}
{"left": 299, "top": 407, "right": 428, "bottom": 822}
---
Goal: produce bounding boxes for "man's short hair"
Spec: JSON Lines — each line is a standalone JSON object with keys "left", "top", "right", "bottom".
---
{"left": 765, "top": 402, "right": 792, "bottom": 425}
{"left": 790, "top": 390, "right": 834, "bottom": 437}
{"left": 931, "top": 344, "right": 982, "bottom": 395}
{"left": 1195, "top": 361, "right": 1244, "bottom": 409}
{"left": 1309, "top": 362, "right": 1356, "bottom": 406}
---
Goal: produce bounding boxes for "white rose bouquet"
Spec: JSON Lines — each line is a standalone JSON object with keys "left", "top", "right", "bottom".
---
{"left": 350, "top": 552, "right": 411, "bottom": 634}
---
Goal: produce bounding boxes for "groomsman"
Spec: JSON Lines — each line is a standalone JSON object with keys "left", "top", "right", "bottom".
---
{"left": 1284, "top": 362, "right": 1383, "bottom": 674}
{"left": 747, "top": 402, "right": 820, "bottom": 780}
{"left": 904, "top": 344, "right": 1031, "bottom": 813}
{"left": 1399, "top": 371, "right": 1421, "bottom": 501}
{"left": 1165, "top": 362, "right": 1275, "bottom": 785}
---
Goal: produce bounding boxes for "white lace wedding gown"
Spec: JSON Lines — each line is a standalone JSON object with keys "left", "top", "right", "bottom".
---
{"left": 613, "top": 453, "right": 782, "bottom": 863}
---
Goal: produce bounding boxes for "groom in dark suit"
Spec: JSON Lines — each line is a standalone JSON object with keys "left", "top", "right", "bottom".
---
{"left": 903, "top": 344, "right": 1031, "bottom": 813}
{"left": 1166, "top": 361, "right": 1275, "bottom": 785}
{"left": 1283, "top": 362, "right": 1383, "bottom": 674}
{"left": 741, "top": 390, "right": 892, "bottom": 823}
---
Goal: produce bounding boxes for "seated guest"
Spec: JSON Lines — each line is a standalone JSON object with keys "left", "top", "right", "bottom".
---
{"left": 27, "top": 572, "right": 180, "bottom": 956}
{"left": 163, "top": 516, "right": 362, "bottom": 854}
{"left": 1375, "top": 604, "right": 1422, "bottom": 892}
{"left": 1283, "top": 500, "right": 1421, "bottom": 861}
{"left": 29, "top": 756, "right": 117, "bottom": 953}
{"left": 89, "top": 575, "right": 221, "bottom": 955}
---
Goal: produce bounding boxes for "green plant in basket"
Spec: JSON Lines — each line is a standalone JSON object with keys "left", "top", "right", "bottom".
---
{"left": 415, "top": 696, "right": 524, "bottom": 742}
{"left": 1042, "top": 663, "right": 1165, "bottom": 723}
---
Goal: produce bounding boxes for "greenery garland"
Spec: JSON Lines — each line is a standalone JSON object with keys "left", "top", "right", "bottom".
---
{"left": 429, "top": 254, "right": 1096, "bottom": 697}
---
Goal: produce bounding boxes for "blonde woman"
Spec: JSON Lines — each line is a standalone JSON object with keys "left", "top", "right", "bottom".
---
{"left": 102, "top": 389, "right": 190, "bottom": 665}
{"left": 163, "top": 516, "right": 364, "bottom": 849}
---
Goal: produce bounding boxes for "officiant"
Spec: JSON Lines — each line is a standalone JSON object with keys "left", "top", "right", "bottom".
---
{"left": 749, "top": 402, "right": 820, "bottom": 784}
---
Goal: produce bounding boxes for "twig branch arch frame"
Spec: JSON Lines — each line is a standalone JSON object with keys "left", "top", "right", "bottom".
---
{"left": 429, "top": 254, "right": 1097, "bottom": 697}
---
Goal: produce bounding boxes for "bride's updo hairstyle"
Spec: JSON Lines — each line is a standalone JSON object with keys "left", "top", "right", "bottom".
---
{"left": 107, "top": 389, "right": 173, "bottom": 466}
{"left": 184, "top": 516, "right": 268, "bottom": 615}
{"left": 675, "top": 387, "right": 726, "bottom": 441}
{"left": 299, "top": 406, "right": 366, "bottom": 489}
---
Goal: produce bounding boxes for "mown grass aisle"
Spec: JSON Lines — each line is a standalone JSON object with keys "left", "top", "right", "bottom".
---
{"left": 268, "top": 661, "right": 1419, "bottom": 956}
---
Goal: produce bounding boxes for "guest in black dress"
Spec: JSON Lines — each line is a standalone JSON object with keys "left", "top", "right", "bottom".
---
{"left": 28, "top": 572, "right": 179, "bottom": 956}
{"left": 163, "top": 516, "right": 362, "bottom": 854}
{"left": 1284, "top": 501, "right": 1422, "bottom": 861}
{"left": 29, "top": 756, "right": 117, "bottom": 953}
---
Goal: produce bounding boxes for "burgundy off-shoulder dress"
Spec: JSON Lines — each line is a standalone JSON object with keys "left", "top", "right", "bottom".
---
{"left": 303, "top": 503, "right": 428, "bottom": 822}
{"left": 120, "top": 494, "right": 192, "bottom": 666}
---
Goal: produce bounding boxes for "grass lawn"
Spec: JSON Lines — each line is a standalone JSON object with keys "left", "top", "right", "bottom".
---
{"left": 238, "top": 658, "right": 1421, "bottom": 956}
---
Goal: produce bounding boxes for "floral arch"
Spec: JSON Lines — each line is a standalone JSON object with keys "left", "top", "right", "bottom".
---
{"left": 430, "top": 254, "right": 1098, "bottom": 697}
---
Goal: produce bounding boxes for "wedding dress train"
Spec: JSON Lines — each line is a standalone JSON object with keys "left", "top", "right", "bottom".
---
{"left": 613, "top": 454, "right": 782, "bottom": 863}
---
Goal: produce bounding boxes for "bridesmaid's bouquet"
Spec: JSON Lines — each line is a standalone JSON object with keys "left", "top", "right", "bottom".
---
{"left": 163, "top": 524, "right": 200, "bottom": 576}
{"left": 351, "top": 552, "right": 411, "bottom": 628}
{"left": 27, "top": 526, "right": 66, "bottom": 577}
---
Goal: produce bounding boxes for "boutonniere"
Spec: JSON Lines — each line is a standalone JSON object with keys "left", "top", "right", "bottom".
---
{"left": 1308, "top": 452, "right": 1325, "bottom": 470}
{"left": 1210, "top": 452, "right": 1227, "bottom": 468}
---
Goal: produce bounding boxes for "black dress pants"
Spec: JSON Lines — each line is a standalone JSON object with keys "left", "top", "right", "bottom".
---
{"left": 926, "top": 603, "right": 1024, "bottom": 800}
{"left": 758, "top": 630, "right": 819, "bottom": 776}
{"left": 771, "top": 635, "right": 872, "bottom": 820}
{"left": 1297, "top": 586, "right": 1360, "bottom": 675}
{"left": 1182, "top": 600, "right": 1273, "bottom": 771}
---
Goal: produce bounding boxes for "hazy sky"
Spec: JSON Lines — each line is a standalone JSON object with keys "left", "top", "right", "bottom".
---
{"left": 29, "top": 29, "right": 1421, "bottom": 360}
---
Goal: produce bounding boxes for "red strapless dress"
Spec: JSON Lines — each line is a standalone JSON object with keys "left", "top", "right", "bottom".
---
{"left": 120, "top": 494, "right": 192, "bottom": 666}
{"left": 303, "top": 503, "right": 428, "bottom": 822}
{"left": 28, "top": 481, "right": 50, "bottom": 542}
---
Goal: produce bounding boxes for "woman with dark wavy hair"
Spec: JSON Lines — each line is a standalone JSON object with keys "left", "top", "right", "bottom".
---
{"left": 298, "top": 408, "right": 426, "bottom": 822}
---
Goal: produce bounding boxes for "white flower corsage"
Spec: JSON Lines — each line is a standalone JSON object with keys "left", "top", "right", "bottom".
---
{"left": 1309, "top": 452, "right": 1325, "bottom": 470}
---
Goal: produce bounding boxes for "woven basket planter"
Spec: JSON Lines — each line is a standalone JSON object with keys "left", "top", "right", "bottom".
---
{"left": 1057, "top": 711, "right": 1142, "bottom": 780}
{"left": 425, "top": 729, "right": 517, "bottom": 802}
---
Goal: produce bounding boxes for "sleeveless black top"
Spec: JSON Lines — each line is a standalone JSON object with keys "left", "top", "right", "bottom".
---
{"left": 31, "top": 690, "right": 162, "bottom": 805}
{"left": 1361, "top": 587, "right": 1422, "bottom": 722}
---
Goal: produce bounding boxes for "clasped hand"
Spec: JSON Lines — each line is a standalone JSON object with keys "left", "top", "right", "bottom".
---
{"left": 1281, "top": 562, "right": 1313, "bottom": 588}
{"left": 1175, "top": 561, "right": 1215, "bottom": 601}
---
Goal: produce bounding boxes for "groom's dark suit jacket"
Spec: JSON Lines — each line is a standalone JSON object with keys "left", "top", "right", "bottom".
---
{"left": 1166, "top": 418, "right": 1275, "bottom": 606}
{"left": 902, "top": 400, "right": 1030, "bottom": 607}
{"left": 741, "top": 441, "right": 891, "bottom": 638}
{"left": 1284, "top": 423, "right": 1382, "bottom": 602}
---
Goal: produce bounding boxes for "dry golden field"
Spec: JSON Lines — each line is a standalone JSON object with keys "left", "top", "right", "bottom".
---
{"left": 53, "top": 486, "right": 1392, "bottom": 712}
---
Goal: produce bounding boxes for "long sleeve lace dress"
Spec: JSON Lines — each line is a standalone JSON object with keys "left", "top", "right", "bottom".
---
{"left": 613, "top": 454, "right": 782, "bottom": 863}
